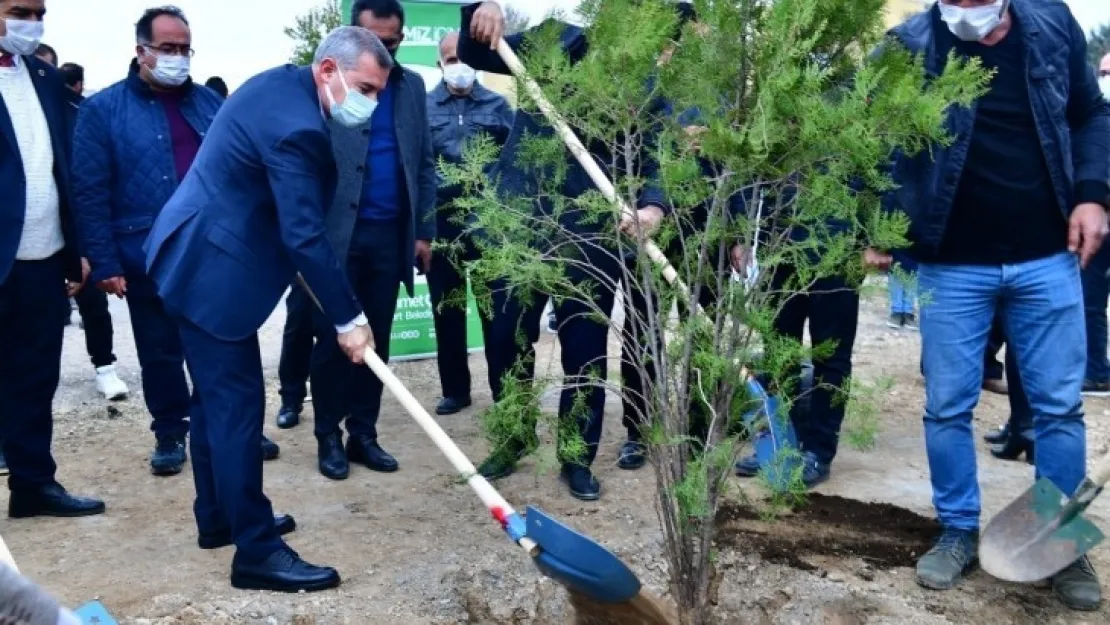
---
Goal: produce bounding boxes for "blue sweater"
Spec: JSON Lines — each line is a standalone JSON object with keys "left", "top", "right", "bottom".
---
{"left": 360, "top": 81, "right": 400, "bottom": 220}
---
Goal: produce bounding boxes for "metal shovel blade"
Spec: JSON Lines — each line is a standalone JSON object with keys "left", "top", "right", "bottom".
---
{"left": 75, "top": 600, "right": 119, "bottom": 625}
{"left": 526, "top": 506, "right": 641, "bottom": 603}
{"left": 980, "top": 478, "right": 1105, "bottom": 583}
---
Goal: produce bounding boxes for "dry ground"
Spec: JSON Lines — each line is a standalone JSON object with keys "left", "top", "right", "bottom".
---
{"left": 4, "top": 285, "right": 1110, "bottom": 624}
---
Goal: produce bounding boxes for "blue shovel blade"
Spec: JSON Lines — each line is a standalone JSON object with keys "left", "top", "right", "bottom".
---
{"left": 741, "top": 380, "right": 800, "bottom": 493}
{"left": 75, "top": 601, "right": 118, "bottom": 625}
{"left": 526, "top": 505, "right": 641, "bottom": 603}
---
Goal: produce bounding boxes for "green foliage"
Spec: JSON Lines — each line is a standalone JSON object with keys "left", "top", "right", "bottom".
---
{"left": 284, "top": 0, "right": 343, "bottom": 66}
{"left": 1089, "top": 22, "right": 1110, "bottom": 68}
{"left": 441, "top": 1, "right": 988, "bottom": 621}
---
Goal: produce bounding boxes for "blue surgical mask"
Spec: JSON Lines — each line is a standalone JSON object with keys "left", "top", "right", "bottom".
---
{"left": 325, "top": 69, "right": 378, "bottom": 127}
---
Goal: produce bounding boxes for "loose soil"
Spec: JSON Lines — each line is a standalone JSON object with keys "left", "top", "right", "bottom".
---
{"left": 716, "top": 494, "right": 940, "bottom": 570}
{"left": 4, "top": 285, "right": 1110, "bottom": 624}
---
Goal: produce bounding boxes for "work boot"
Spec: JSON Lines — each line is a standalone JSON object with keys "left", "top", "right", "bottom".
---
{"left": 617, "top": 439, "right": 646, "bottom": 470}
{"left": 261, "top": 435, "right": 280, "bottom": 461}
{"left": 915, "top": 527, "right": 978, "bottom": 590}
{"left": 276, "top": 404, "right": 301, "bottom": 429}
{"left": 151, "top": 435, "right": 188, "bottom": 476}
{"left": 1052, "top": 556, "right": 1102, "bottom": 611}
{"left": 560, "top": 464, "right": 601, "bottom": 501}
{"left": 95, "top": 365, "right": 129, "bottom": 401}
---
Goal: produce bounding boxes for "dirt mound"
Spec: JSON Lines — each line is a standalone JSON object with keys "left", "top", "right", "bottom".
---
{"left": 715, "top": 494, "right": 940, "bottom": 570}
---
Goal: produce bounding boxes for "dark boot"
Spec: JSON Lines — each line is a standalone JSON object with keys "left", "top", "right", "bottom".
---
{"left": 989, "top": 434, "right": 1033, "bottom": 464}
{"left": 560, "top": 464, "right": 601, "bottom": 501}
{"left": 435, "top": 396, "right": 472, "bottom": 416}
{"left": 276, "top": 404, "right": 301, "bottom": 429}
{"left": 317, "top": 433, "right": 349, "bottom": 480}
{"left": 151, "top": 435, "right": 187, "bottom": 476}
{"left": 9, "top": 483, "right": 105, "bottom": 518}
{"left": 915, "top": 528, "right": 978, "bottom": 590}
{"left": 983, "top": 423, "right": 1010, "bottom": 445}
{"left": 0, "top": 444, "right": 7, "bottom": 477}
{"left": 346, "top": 435, "right": 398, "bottom": 472}
{"left": 1052, "top": 556, "right": 1102, "bottom": 611}
{"left": 617, "top": 439, "right": 646, "bottom": 470}
{"left": 261, "top": 435, "right": 280, "bottom": 461}
{"left": 230, "top": 547, "right": 341, "bottom": 593}
{"left": 476, "top": 442, "right": 529, "bottom": 480}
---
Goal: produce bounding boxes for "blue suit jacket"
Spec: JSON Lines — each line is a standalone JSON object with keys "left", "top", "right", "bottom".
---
{"left": 0, "top": 55, "right": 83, "bottom": 284}
{"left": 144, "top": 65, "right": 361, "bottom": 341}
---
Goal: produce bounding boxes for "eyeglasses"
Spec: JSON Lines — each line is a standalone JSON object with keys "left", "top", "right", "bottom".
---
{"left": 146, "top": 44, "right": 194, "bottom": 58}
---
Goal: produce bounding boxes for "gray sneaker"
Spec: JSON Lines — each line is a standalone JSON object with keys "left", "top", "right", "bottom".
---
{"left": 916, "top": 528, "right": 978, "bottom": 590}
{"left": 1052, "top": 556, "right": 1102, "bottom": 611}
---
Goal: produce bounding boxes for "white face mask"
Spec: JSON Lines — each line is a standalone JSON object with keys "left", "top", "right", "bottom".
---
{"left": 442, "top": 62, "right": 477, "bottom": 91}
{"left": 146, "top": 48, "right": 190, "bottom": 87}
{"left": 938, "top": 0, "right": 1007, "bottom": 43}
{"left": 325, "top": 69, "right": 378, "bottom": 128}
{"left": 0, "top": 18, "right": 44, "bottom": 57}
{"left": 1100, "top": 76, "right": 1110, "bottom": 101}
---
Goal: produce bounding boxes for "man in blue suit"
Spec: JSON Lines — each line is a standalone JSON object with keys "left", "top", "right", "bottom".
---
{"left": 144, "top": 26, "right": 393, "bottom": 592}
{"left": 0, "top": 0, "right": 105, "bottom": 518}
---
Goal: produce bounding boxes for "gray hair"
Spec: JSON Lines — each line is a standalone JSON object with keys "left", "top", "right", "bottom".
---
{"left": 313, "top": 26, "right": 394, "bottom": 72}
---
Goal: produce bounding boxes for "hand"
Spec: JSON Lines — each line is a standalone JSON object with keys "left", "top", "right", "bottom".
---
{"left": 1068, "top": 202, "right": 1108, "bottom": 269}
{"left": 730, "top": 244, "right": 751, "bottom": 273}
{"left": 620, "top": 205, "right": 666, "bottom": 238}
{"left": 337, "top": 324, "right": 374, "bottom": 364}
{"left": 415, "top": 239, "right": 433, "bottom": 274}
{"left": 862, "top": 248, "right": 893, "bottom": 272}
{"left": 66, "top": 258, "right": 92, "bottom": 297}
{"left": 81, "top": 257, "right": 91, "bottom": 282}
{"left": 471, "top": 1, "right": 505, "bottom": 49}
{"left": 683, "top": 125, "right": 708, "bottom": 152}
{"left": 98, "top": 275, "right": 127, "bottom": 298}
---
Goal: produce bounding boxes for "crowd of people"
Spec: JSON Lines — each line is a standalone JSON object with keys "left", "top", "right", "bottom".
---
{"left": 0, "top": 0, "right": 1108, "bottom": 616}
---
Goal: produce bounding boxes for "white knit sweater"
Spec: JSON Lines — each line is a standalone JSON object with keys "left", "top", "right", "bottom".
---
{"left": 0, "top": 57, "right": 64, "bottom": 260}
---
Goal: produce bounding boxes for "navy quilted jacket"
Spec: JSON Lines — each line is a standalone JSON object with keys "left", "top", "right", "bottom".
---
{"left": 72, "top": 60, "right": 222, "bottom": 283}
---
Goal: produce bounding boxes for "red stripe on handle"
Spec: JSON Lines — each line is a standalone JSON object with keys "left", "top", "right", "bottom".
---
{"left": 491, "top": 506, "right": 509, "bottom": 529}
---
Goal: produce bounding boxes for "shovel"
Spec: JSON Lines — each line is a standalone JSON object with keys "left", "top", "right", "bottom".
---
{"left": 979, "top": 449, "right": 1110, "bottom": 582}
{"left": 292, "top": 277, "right": 656, "bottom": 613}
{"left": 494, "top": 40, "right": 799, "bottom": 487}
{"left": 0, "top": 532, "right": 115, "bottom": 624}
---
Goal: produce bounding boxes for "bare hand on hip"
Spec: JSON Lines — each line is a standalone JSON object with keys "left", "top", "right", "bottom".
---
{"left": 1068, "top": 202, "right": 1108, "bottom": 269}
{"left": 337, "top": 324, "right": 374, "bottom": 364}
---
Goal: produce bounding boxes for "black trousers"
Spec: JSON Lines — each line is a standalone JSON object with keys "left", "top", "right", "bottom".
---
{"left": 771, "top": 266, "right": 860, "bottom": 466}
{"left": 984, "top": 313, "right": 1006, "bottom": 382}
{"left": 277, "top": 284, "right": 315, "bottom": 409}
{"left": 311, "top": 219, "right": 402, "bottom": 440}
{"left": 426, "top": 233, "right": 492, "bottom": 400}
{"left": 73, "top": 283, "right": 116, "bottom": 368}
{"left": 0, "top": 256, "right": 67, "bottom": 491}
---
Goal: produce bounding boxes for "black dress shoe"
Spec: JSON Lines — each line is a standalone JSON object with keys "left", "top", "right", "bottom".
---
{"left": 560, "top": 464, "right": 601, "bottom": 501}
{"left": 317, "top": 433, "right": 349, "bottom": 480}
{"left": 617, "top": 439, "right": 646, "bottom": 470}
{"left": 230, "top": 547, "right": 341, "bottom": 593}
{"left": 261, "top": 435, "right": 280, "bottom": 461}
{"left": 0, "top": 447, "right": 8, "bottom": 476}
{"left": 151, "top": 435, "right": 187, "bottom": 476}
{"left": 990, "top": 435, "right": 1034, "bottom": 464}
{"left": 276, "top": 404, "right": 301, "bottom": 429}
{"left": 9, "top": 483, "right": 105, "bottom": 518}
{"left": 435, "top": 396, "right": 472, "bottom": 416}
{"left": 347, "top": 435, "right": 398, "bottom": 472}
{"left": 983, "top": 424, "right": 1010, "bottom": 445}
{"left": 199, "top": 514, "right": 298, "bottom": 550}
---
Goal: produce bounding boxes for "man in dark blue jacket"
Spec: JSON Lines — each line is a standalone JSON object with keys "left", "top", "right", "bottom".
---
{"left": 0, "top": 0, "right": 104, "bottom": 519}
{"left": 145, "top": 26, "right": 392, "bottom": 592}
{"left": 460, "top": 1, "right": 670, "bottom": 501}
{"left": 426, "top": 31, "right": 514, "bottom": 417}
{"left": 72, "top": 7, "right": 278, "bottom": 476}
{"left": 865, "top": 0, "right": 1110, "bottom": 607}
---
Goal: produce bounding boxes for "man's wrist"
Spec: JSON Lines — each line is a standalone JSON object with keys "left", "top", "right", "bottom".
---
{"left": 335, "top": 313, "right": 368, "bottom": 335}
{"left": 1074, "top": 180, "right": 1110, "bottom": 211}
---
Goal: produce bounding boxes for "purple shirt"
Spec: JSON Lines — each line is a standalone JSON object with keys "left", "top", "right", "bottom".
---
{"left": 154, "top": 91, "right": 200, "bottom": 182}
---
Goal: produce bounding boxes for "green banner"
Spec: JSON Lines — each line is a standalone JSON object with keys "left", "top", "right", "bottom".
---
{"left": 340, "top": 0, "right": 468, "bottom": 68}
{"left": 390, "top": 276, "right": 485, "bottom": 362}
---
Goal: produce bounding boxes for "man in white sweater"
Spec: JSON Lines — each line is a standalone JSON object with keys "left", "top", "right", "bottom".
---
{"left": 0, "top": 0, "right": 105, "bottom": 518}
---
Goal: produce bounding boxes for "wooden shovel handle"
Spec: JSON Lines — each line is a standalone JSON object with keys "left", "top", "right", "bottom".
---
{"left": 495, "top": 40, "right": 684, "bottom": 293}
{"left": 0, "top": 533, "right": 18, "bottom": 572}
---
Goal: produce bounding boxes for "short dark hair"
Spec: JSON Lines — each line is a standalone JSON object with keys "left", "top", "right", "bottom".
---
{"left": 350, "top": 0, "right": 405, "bottom": 29}
{"left": 35, "top": 43, "right": 57, "bottom": 66}
{"left": 59, "top": 62, "right": 84, "bottom": 87}
{"left": 136, "top": 5, "right": 189, "bottom": 44}
{"left": 204, "top": 76, "right": 228, "bottom": 98}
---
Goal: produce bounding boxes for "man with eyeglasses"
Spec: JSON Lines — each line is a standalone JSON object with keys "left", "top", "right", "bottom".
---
{"left": 72, "top": 6, "right": 280, "bottom": 478}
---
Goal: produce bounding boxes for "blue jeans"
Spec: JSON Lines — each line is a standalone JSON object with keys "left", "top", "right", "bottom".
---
{"left": 918, "top": 252, "right": 1086, "bottom": 531}
{"left": 889, "top": 273, "right": 917, "bottom": 315}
